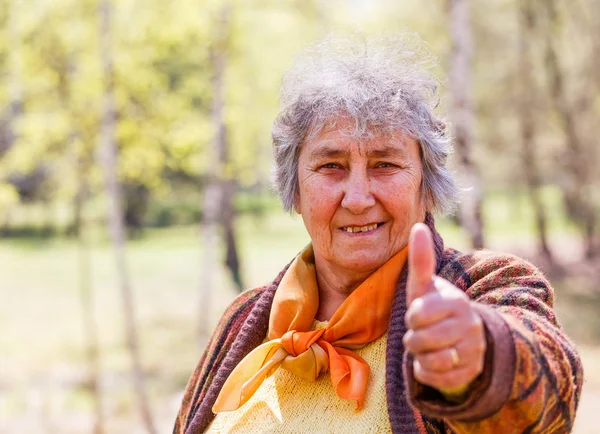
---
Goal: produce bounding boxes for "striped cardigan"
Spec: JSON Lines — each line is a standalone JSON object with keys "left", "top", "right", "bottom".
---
{"left": 174, "top": 216, "right": 583, "bottom": 434}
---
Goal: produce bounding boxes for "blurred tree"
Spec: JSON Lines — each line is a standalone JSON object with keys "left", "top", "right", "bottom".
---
{"left": 448, "top": 0, "right": 485, "bottom": 249}
{"left": 75, "top": 133, "right": 104, "bottom": 434}
{"left": 98, "top": 0, "right": 156, "bottom": 432}
{"left": 518, "top": 0, "right": 554, "bottom": 264}
{"left": 55, "top": 15, "right": 105, "bottom": 431}
{"left": 123, "top": 183, "right": 149, "bottom": 238}
{"left": 541, "top": 0, "right": 597, "bottom": 258}
{"left": 211, "top": 4, "right": 243, "bottom": 294}
{"left": 0, "top": 0, "right": 23, "bottom": 233}
{"left": 199, "top": 2, "right": 227, "bottom": 335}
{"left": 0, "top": 0, "right": 22, "bottom": 155}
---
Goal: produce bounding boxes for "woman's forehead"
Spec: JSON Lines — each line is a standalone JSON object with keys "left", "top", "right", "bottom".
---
{"left": 305, "top": 124, "right": 418, "bottom": 158}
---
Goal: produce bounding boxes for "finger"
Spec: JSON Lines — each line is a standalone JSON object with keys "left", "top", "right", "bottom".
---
{"left": 405, "top": 283, "right": 470, "bottom": 330}
{"left": 413, "top": 339, "right": 484, "bottom": 373}
{"left": 403, "top": 317, "right": 467, "bottom": 353}
{"left": 414, "top": 348, "right": 458, "bottom": 372}
{"left": 414, "top": 361, "right": 483, "bottom": 391}
{"left": 406, "top": 223, "right": 436, "bottom": 306}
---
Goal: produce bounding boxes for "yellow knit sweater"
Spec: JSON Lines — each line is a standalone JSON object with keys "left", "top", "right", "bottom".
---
{"left": 207, "top": 321, "right": 391, "bottom": 434}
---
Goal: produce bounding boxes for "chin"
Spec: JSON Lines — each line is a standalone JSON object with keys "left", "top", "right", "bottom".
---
{"left": 337, "top": 255, "right": 386, "bottom": 273}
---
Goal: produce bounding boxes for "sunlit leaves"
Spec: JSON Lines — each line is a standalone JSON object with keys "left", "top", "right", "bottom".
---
{"left": 0, "top": 0, "right": 595, "bottom": 226}
{"left": 0, "top": 182, "right": 19, "bottom": 208}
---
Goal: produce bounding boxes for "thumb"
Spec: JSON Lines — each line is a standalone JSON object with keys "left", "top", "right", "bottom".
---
{"left": 406, "top": 223, "right": 436, "bottom": 306}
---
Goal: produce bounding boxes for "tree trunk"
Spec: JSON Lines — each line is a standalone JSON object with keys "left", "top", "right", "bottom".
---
{"left": 124, "top": 183, "right": 149, "bottom": 239}
{"left": 519, "top": 0, "right": 554, "bottom": 264}
{"left": 199, "top": 41, "right": 224, "bottom": 337}
{"left": 60, "top": 49, "right": 105, "bottom": 433}
{"left": 200, "top": 176, "right": 220, "bottom": 337}
{"left": 215, "top": 11, "right": 243, "bottom": 292}
{"left": 222, "top": 178, "right": 243, "bottom": 292}
{"left": 199, "top": 4, "right": 245, "bottom": 335}
{"left": 542, "top": 0, "right": 596, "bottom": 258}
{"left": 98, "top": 1, "right": 157, "bottom": 433}
{"left": 448, "top": 0, "right": 485, "bottom": 249}
{"left": 76, "top": 157, "right": 104, "bottom": 434}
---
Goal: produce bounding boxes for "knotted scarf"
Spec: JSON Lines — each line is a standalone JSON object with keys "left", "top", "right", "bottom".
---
{"left": 212, "top": 244, "right": 408, "bottom": 413}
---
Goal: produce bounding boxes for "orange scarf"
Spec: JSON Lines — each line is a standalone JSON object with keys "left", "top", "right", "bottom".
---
{"left": 213, "top": 245, "right": 408, "bottom": 413}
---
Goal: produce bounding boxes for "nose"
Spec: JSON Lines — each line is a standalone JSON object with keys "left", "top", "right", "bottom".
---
{"left": 341, "top": 168, "right": 376, "bottom": 214}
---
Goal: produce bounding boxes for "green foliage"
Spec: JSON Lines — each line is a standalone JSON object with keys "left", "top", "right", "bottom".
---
{"left": 0, "top": 0, "right": 597, "bottom": 243}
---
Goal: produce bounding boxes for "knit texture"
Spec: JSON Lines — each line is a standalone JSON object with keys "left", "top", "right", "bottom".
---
{"left": 212, "top": 244, "right": 407, "bottom": 413}
{"left": 411, "top": 249, "right": 584, "bottom": 433}
{"left": 174, "top": 214, "right": 583, "bottom": 434}
{"left": 207, "top": 321, "right": 391, "bottom": 433}
{"left": 175, "top": 268, "right": 288, "bottom": 434}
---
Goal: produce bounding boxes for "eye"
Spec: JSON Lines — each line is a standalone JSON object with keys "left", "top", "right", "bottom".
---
{"left": 375, "top": 162, "right": 396, "bottom": 169}
{"left": 320, "top": 163, "right": 342, "bottom": 170}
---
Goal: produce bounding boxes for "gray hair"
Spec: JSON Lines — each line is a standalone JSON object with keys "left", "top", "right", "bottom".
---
{"left": 271, "top": 33, "right": 458, "bottom": 215}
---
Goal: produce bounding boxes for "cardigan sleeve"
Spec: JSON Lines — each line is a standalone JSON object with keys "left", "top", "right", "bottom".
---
{"left": 173, "top": 287, "right": 265, "bottom": 434}
{"left": 406, "top": 250, "right": 584, "bottom": 433}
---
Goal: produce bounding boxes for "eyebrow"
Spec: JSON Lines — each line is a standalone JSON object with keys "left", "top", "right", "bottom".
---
{"left": 308, "top": 145, "right": 408, "bottom": 160}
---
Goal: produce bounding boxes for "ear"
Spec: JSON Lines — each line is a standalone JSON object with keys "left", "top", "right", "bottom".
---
{"left": 418, "top": 180, "right": 429, "bottom": 219}
{"left": 421, "top": 192, "right": 430, "bottom": 216}
{"left": 293, "top": 192, "right": 302, "bottom": 214}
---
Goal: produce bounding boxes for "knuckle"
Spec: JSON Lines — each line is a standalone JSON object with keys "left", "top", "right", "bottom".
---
{"left": 404, "top": 310, "right": 414, "bottom": 329}
{"left": 405, "top": 330, "right": 423, "bottom": 352}
{"left": 421, "top": 353, "right": 439, "bottom": 370}
{"left": 403, "top": 331, "right": 412, "bottom": 347}
{"left": 415, "top": 354, "right": 429, "bottom": 369}
{"left": 421, "top": 351, "right": 453, "bottom": 372}
{"left": 406, "top": 309, "right": 423, "bottom": 330}
{"left": 429, "top": 356, "right": 443, "bottom": 371}
{"left": 410, "top": 334, "right": 423, "bottom": 352}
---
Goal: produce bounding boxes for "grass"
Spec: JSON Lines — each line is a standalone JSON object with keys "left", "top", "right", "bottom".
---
{"left": 0, "top": 211, "right": 314, "bottom": 433}
{"left": 0, "top": 198, "right": 598, "bottom": 433}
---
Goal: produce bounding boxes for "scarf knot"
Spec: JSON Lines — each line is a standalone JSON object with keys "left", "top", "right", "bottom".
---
{"left": 281, "top": 329, "right": 324, "bottom": 357}
{"left": 212, "top": 245, "right": 408, "bottom": 413}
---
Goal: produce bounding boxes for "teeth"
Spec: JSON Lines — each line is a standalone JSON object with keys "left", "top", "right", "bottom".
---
{"left": 344, "top": 224, "right": 378, "bottom": 233}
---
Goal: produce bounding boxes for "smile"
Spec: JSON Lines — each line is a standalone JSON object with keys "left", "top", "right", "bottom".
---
{"left": 340, "top": 223, "right": 383, "bottom": 233}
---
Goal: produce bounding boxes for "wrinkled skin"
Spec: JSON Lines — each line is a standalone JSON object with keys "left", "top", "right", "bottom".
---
{"left": 295, "top": 118, "right": 486, "bottom": 393}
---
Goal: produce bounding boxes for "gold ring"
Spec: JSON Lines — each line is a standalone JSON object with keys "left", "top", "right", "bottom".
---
{"left": 449, "top": 347, "right": 460, "bottom": 367}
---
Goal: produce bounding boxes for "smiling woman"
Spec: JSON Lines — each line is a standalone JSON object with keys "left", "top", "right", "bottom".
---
{"left": 295, "top": 122, "right": 424, "bottom": 296}
{"left": 174, "top": 34, "right": 583, "bottom": 434}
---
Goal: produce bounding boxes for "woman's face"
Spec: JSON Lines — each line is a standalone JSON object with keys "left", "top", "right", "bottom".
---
{"left": 295, "top": 119, "right": 425, "bottom": 275}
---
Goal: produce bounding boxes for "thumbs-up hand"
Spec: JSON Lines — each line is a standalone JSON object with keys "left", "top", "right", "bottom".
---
{"left": 403, "top": 223, "right": 486, "bottom": 401}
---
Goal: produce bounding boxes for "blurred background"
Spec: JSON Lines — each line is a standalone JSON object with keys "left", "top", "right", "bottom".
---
{"left": 0, "top": 0, "right": 598, "bottom": 433}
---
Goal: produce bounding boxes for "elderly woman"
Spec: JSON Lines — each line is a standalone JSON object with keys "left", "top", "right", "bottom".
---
{"left": 174, "top": 35, "right": 583, "bottom": 434}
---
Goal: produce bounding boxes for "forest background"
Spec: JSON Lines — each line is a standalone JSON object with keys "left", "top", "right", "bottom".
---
{"left": 1, "top": 0, "right": 599, "bottom": 433}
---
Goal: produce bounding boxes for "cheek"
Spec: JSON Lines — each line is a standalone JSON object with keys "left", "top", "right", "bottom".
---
{"left": 383, "top": 174, "right": 424, "bottom": 220}
{"left": 298, "top": 179, "right": 341, "bottom": 228}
